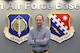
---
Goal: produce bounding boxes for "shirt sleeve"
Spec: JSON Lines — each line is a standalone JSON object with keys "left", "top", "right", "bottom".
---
{"left": 36, "top": 30, "right": 51, "bottom": 45}
{"left": 28, "top": 31, "right": 38, "bottom": 46}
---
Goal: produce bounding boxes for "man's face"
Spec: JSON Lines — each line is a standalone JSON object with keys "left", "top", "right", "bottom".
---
{"left": 35, "top": 15, "right": 44, "bottom": 27}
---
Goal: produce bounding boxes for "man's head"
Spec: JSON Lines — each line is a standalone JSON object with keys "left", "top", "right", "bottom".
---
{"left": 35, "top": 14, "right": 44, "bottom": 28}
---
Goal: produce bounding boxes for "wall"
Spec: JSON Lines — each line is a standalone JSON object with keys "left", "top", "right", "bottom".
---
{"left": 0, "top": 0, "right": 80, "bottom": 53}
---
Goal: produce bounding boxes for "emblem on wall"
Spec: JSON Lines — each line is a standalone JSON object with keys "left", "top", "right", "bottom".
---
{"left": 4, "top": 13, "right": 31, "bottom": 44}
{"left": 48, "top": 13, "right": 75, "bottom": 43}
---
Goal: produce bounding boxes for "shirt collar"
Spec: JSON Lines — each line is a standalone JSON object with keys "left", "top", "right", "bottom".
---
{"left": 36, "top": 26, "right": 43, "bottom": 31}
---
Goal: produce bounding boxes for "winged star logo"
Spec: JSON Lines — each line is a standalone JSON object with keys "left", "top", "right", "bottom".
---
{"left": 48, "top": 13, "right": 75, "bottom": 43}
{"left": 4, "top": 14, "right": 30, "bottom": 44}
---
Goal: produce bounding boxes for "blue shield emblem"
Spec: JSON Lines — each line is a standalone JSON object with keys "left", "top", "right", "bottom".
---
{"left": 4, "top": 14, "right": 31, "bottom": 44}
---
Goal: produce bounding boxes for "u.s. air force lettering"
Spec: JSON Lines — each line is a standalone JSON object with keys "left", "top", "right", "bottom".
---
{"left": 48, "top": 13, "right": 75, "bottom": 43}
{"left": 4, "top": 13, "right": 30, "bottom": 44}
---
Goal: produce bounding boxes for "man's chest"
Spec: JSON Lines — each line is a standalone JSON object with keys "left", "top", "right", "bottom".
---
{"left": 32, "top": 30, "right": 46, "bottom": 39}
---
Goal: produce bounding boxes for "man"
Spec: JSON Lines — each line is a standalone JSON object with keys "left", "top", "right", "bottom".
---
{"left": 28, "top": 14, "right": 51, "bottom": 53}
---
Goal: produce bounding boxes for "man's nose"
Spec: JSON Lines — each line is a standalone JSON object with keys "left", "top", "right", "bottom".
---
{"left": 37, "top": 21, "right": 40, "bottom": 23}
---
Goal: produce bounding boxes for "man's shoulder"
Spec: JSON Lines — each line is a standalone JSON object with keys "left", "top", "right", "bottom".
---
{"left": 42, "top": 27, "right": 49, "bottom": 31}
{"left": 42, "top": 27, "right": 51, "bottom": 35}
{"left": 31, "top": 28, "right": 36, "bottom": 32}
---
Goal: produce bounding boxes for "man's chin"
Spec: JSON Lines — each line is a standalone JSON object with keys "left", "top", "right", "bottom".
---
{"left": 37, "top": 25, "right": 42, "bottom": 27}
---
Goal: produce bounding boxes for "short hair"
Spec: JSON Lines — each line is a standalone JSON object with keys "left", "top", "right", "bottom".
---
{"left": 35, "top": 14, "right": 44, "bottom": 21}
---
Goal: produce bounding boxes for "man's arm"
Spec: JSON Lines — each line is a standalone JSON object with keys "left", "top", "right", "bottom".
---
{"left": 28, "top": 31, "right": 38, "bottom": 46}
{"left": 35, "top": 30, "right": 51, "bottom": 45}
